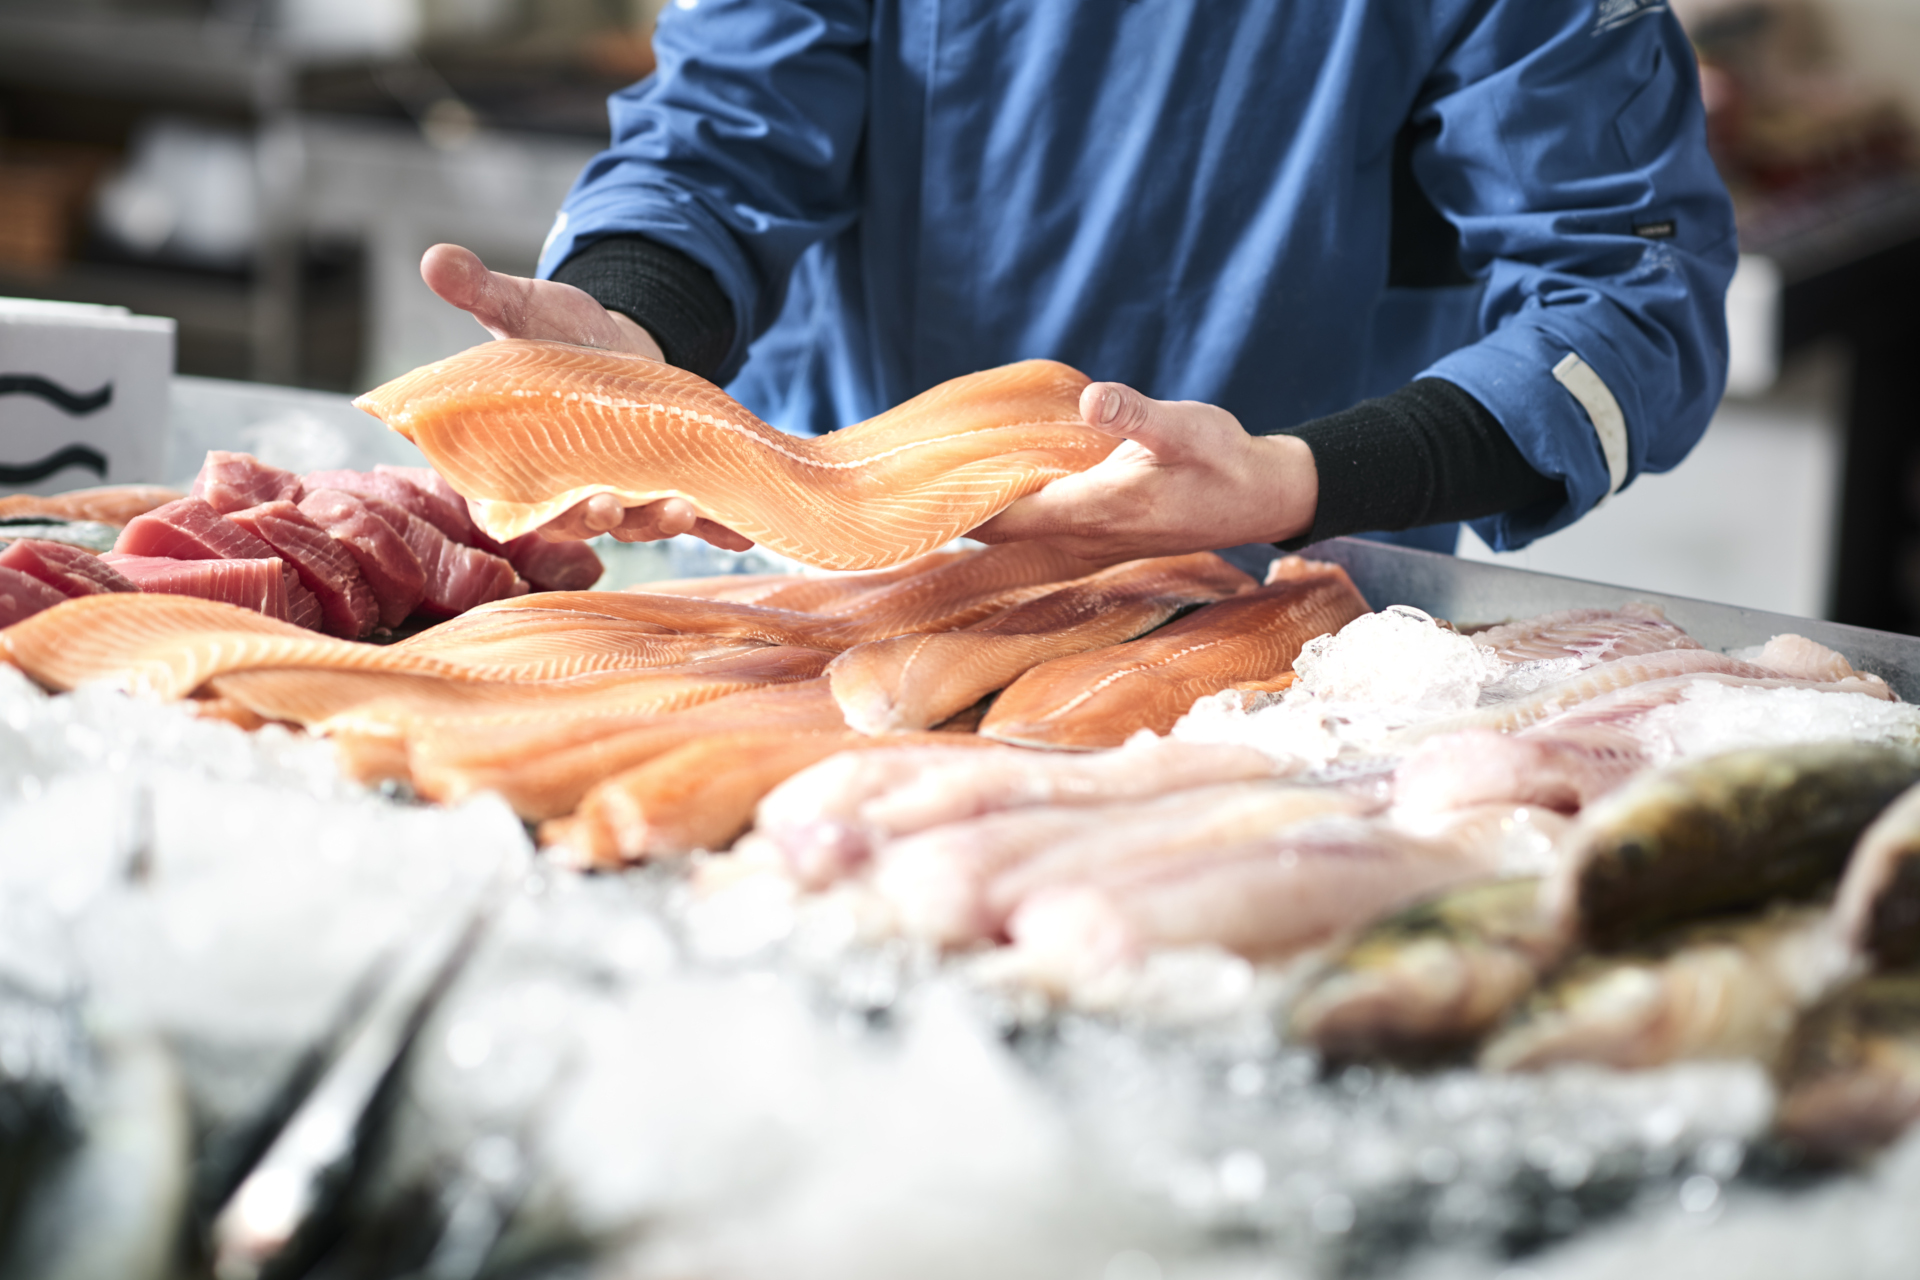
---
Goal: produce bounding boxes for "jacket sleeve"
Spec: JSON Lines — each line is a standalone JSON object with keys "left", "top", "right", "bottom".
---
{"left": 1413, "top": 2, "right": 1737, "bottom": 550}
{"left": 536, "top": 0, "right": 871, "bottom": 383}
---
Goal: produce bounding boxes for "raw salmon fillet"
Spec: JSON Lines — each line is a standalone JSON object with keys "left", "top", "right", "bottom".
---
{"left": 0, "top": 485, "right": 182, "bottom": 526}
{"left": 354, "top": 341, "right": 1117, "bottom": 568}
{"left": 229, "top": 500, "right": 380, "bottom": 639}
{"left": 208, "top": 645, "right": 833, "bottom": 736}
{"left": 828, "top": 552, "right": 1255, "bottom": 734}
{"left": 398, "top": 609, "right": 762, "bottom": 680}
{"left": 978, "top": 557, "right": 1371, "bottom": 749}
{"left": 0, "top": 566, "right": 67, "bottom": 628}
{"left": 0, "top": 593, "right": 479, "bottom": 698}
{"left": 0, "top": 538, "right": 137, "bottom": 597}
{"left": 549, "top": 729, "right": 1001, "bottom": 866}
{"left": 411, "top": 679, "right": 850, "bottom": 818}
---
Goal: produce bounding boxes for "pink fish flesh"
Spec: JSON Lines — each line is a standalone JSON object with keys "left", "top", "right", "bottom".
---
{"left": 189, "top": 450, "right": 304, "bottom": 514}
{"left": 229, "top": 500, "right": 380, "bottom": 639}
{"left": 0, "top": 538, "right": 136, "bottom": 597}
{"left": 297, "top": 488, "right": 427, "bottom": 627}
{"left": 0, "top": 566, "right": 68, "bottom": 627}
{"left": 100, "top": 554, "right": 301, "bottom": 623}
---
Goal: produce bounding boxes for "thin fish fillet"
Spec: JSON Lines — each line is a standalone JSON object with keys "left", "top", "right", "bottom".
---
{"left": 394, "top": 610, "right": 761, "bottom": 680}
{"left": 751, "top": 737, "right": 1285, "bottom": 878}
{"left": 1470, "top": 603, "right": 1702, "bottom": 664}
{"left": 636, "top": 573, "right": 800, "bottom": 601}
{"left": 208, "top": 645, "right": 834, "bottom": 736}
{"left": 551, "top": 729, "right": 1003, "bottom": 866}
{"left": 1006, "top": 819, "right": 1494, "bottom": 991}
{"left": 411, "top": 679, "right": 848, "bottom": 817}
{"left": 979, "top": 557, "right": 1370, "bottom": 749}
{"left": 873, "top": 783, "right": 1369, "bottom": 947}
{"left": 0, "top": 593, "right": 478, "bottom": 698}
{"left": 1402, "top": 649, "right": 1891, "bottom": 744}
{"left": 468, "top": 542, "right": 1097, "bottom": 647}
{"left": 828, "top": 552, "right": 1255, "bottom": 734}
{"left": 0, "top": 485, "right": 182, "bottom": 526}
{"left": 355, "top": 340, "right": 1116, "bottom": 567}
{"left": 747, "top": 549, "right": 972, "bottom": 611}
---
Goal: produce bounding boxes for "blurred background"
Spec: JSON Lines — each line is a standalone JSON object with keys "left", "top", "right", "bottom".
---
{"left": 1, "top": 0, "right": 1917, "bottom": 630}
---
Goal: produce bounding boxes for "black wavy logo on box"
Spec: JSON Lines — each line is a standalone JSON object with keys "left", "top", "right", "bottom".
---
{"left": 1, "top": 373, "right": 115, "bottom": 415}
{"left": 0, "top": 443, "right": 110, "bottom": 485}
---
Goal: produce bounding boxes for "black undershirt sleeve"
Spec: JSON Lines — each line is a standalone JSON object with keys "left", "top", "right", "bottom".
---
{"left": 550, "top": 234, "right": 737, "bottom": 381}
{"left": 1268, "top": 378, "right": 1566, "bottom": 547}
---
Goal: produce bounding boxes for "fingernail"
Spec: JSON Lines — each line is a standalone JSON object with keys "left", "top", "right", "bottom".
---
{"left": 1099, "top": 389, "right": 1121, "bottom": 424}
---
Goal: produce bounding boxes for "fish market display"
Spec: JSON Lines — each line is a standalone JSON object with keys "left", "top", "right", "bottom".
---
{"left": 355, "top": 341, "right": 1115, "bottom": 566}
{"left": 0, "top": 567, "right": 67, "bottom": 628}
{"left": 829, "top": 551, "right": 1254, "bottom": 734}
{"left": 978, "top": 557, "right": 1370, "bottom": 748}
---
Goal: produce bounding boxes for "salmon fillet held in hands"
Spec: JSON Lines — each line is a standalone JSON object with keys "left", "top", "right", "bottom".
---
{"left": 353, "top": 341, "right": 1116, "bottom": 568}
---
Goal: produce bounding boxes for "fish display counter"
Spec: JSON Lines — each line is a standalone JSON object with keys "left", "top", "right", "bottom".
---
{"left": 6, "top": 366, "right": 1920, "bottom": 1279}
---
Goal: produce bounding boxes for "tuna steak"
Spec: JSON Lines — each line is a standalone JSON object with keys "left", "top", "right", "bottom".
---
{"left": 114, "top": 496, "right": 279, "bottom": 563}
{"left": 0, "top": 538, "right": 137, "bottom": 597}
{"left": 0, "top": 565, "right": 67, "bottom": 627}
{"left": 189, "top": 451, "right": 304, "bottom": 514}
{"left": 101, "top": 555, "right": 297, "bottom": 623}
{"left": 297, "top": 488, "right": 427, "bottom": 627}
{"left": 228, "top": 501, "right": 379, "bottom": 639}
{"left": 394, "top": 511, "right": 523, "bottom": 618}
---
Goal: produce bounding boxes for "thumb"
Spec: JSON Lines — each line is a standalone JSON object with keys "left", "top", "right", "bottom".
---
{"left": 1078, "top": 382, "right": 1201, "bottom": 462}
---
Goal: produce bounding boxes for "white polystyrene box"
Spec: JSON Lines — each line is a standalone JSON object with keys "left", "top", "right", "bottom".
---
{"left": 0, "top": 297, "right": 176, "bottom": 496}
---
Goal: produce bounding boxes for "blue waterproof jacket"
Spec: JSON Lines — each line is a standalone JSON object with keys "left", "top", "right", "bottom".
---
{"left": 539, "top": 0, "right": 1736, "bottom": 551}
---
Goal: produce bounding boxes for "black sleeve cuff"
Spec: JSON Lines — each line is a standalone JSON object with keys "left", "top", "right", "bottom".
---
{"left": 550, "top": 234, "right": 737, "bottom": 381}
{"left": 1269, "top": 378, "right": 1566, "bottom": 548}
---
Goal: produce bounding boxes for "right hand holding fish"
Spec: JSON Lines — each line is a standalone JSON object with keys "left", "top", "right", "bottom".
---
{"left": 420, "top": 243, "right": 753, "bottom": 551}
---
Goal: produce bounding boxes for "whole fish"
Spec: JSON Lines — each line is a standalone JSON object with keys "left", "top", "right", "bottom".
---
{"left": 1830, "top": 782, "right": 1920, "bottom": 969}
{"left": 1549, "top": 743, "right": 1920, "bottom": 949}
{"left": 829, "top": 552, "right": 1254, "bottom": 734}
{"left": 1287, "top": 876, "right": 1570, "bottom": 1064}
{"left": 1480, "top": 905, "right": 1837, "bottom": 1073}
{"left": 978, "top": 556, "right": 1369, "bottom": 749}
{"left": 1773, "top": 973, "right": 1920, "bottom": 1161}
{"left": 356, "top": 341, "right": 1116, "bottom": 567}
{"left": 1006, "top": 818, "right": 1494, "bottom": 993}
{"left": 871, "top": 783, "right": 1368, "bottom": 947}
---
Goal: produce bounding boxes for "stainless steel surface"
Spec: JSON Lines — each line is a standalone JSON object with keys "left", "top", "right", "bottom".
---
{"left": 1305, "top": 536, "right": 1920, "bottom": 701}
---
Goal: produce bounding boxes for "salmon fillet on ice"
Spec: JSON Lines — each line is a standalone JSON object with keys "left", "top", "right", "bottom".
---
{"left": 0, "top": 485, "right": 182, "bottom": 526}
{"left": 978, "top": 556, "right": 1370, "bottom": 749}
{"left": 828, "top": 552, "right": 1256, "bottom": 735}
{"left": 353, "top": 341, "right": 1117, "bottom": 568}
{"left": 0, "top": 593, "right": 479, "bottom": 697}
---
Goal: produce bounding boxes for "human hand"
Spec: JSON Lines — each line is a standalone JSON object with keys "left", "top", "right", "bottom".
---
{"left": 422, "top": 243, "right": 752, "bottom": 551}
{"left": 967, "top": 382, "right": 1318, "bottom": 560}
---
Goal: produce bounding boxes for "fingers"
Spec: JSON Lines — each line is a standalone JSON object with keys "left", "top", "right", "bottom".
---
{"left": 1078, "top": 382, "right": 1234, "bottom": 464}
{"left": 537, "top": 494, "right": 753, "bottom": 552}
{"left": 419, "top": 243, "right": 663, "bottom": 357}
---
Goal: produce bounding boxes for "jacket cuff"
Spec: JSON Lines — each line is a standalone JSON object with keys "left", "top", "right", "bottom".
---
{"left": 1273, "top": 378, "right": 1564, "bottom": 549}
{"left": 550, "top": 234, "right": 737, "bottom": 381}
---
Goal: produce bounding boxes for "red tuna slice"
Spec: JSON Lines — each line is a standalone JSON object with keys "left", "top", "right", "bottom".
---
{"left": 115, "top": 497, "right": 279, "bottom": 562}
{"left": 0, "top": 566, "right": 69, "bottom": 628}
{"left": 304, "top": 469, "right": 444, "bottom": 533}
{"left": 394, "top": 511, "right": 522, "bottom": 618}
{"left": 190, "top": 451, "right": 304, "bottom": 515}
{"left": 102, "top": 555, "right": 296, "bottom": 622}
{"left": 373, "top": 465, "right": 478, "bottom": 544}
{"left": 0, "top": 539, "right": 138, "bottom": 597}
{"left": 298, "top": 488, "right": 426, "bottom": 628}
{"left": 229, "top": 500, "right": 380, "bottom": 639}
{"left": 499, "top": 534, "right": 603, "bottom": 591}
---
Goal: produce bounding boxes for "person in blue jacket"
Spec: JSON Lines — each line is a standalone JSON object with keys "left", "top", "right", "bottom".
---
{"left": 424, "top": 0, "right": 1735, "bottom": 562}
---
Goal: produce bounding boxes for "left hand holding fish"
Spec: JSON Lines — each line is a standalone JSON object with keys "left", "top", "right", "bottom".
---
{"left": 968, "top": 382, "right": 1318, "bottom": 560}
